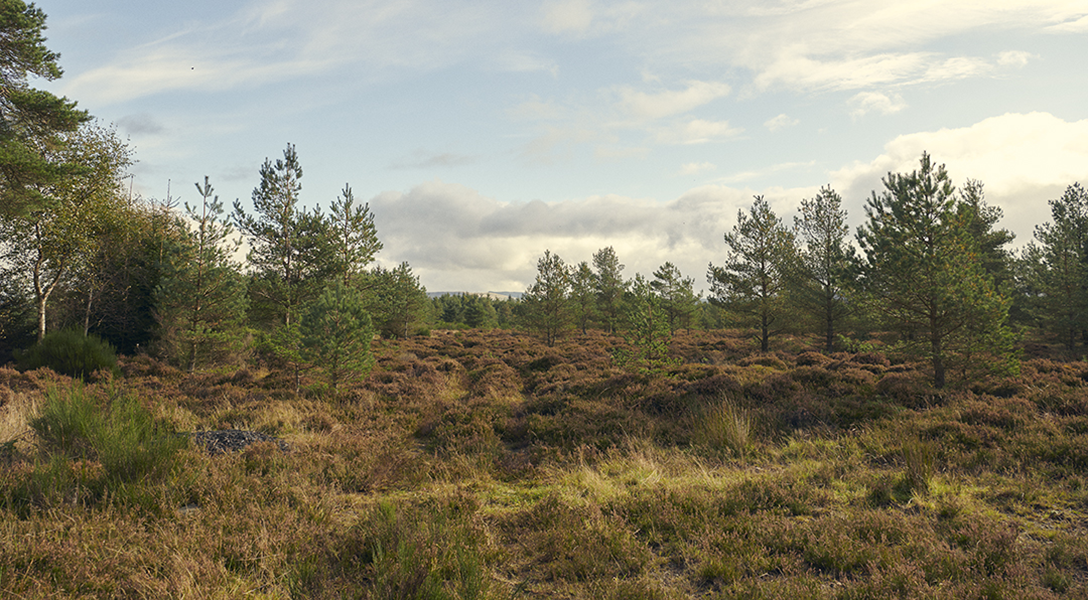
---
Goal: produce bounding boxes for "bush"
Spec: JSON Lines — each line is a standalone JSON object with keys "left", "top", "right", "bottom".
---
{"left": 16, "top": 330, "right": 118, "bottom": 379}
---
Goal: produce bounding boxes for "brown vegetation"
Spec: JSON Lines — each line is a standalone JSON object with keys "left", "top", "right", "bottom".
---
{"left": 2, "top": 329, "right": 1088, "bottom": 598}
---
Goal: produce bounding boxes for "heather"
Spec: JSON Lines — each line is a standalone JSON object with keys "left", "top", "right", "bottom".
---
{"left": 2, "top": 329, "right": 1087, "bottom": 598}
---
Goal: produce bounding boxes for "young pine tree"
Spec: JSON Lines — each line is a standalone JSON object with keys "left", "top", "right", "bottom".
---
{"left": 857, "top": 153, "right": 1014, "bottom": 388}
{"left": 521, "top": 250, "right": 572, "bottom": 346}
{"left": 1023, "top": 183, "right": 1088, "bottom": 350}
{"left": 651, "top": 261, "right": 701, "bottom": 333}
{"left": 300, "top": 281, "right": 374, "bottom": 393}
{"left": 708, "top": 195, "right": 795, "bottom": 352}
{"left": 616, "top": 273, "right": 673, "bottom": 372}
{"left": 592, "top": 247, "right": 626, "bottom": 334}
{"left": 156, "top": 177, "right": 248, "bottom": 371}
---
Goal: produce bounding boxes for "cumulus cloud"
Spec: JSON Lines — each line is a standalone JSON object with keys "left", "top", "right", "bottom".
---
{"left": 617, "top": 81, "right": 731, "bottom": 120}
{"left": 367, "top": 179, "right": 780, "bottom": 293}
{"left": 541, "top": 0, "right": 594, "bottom": 34}
{"left": 997, "top": 50, "right": 1034, "bottom": 67}
{"left": 831, "top": 112, "right": 1088, "bottom": 245}
{"left": 764, "top": 113, "right": 799, "bottom": 132}
{"left": 388, "top": 150, "right": 477, "bottom": 170}
{"left": 848, "top": 91, "right": 907, "bottom": 118}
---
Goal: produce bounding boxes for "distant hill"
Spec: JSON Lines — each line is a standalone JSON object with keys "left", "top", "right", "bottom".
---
{"left": 427, "top": 291, "right": 523, "bottom": 300}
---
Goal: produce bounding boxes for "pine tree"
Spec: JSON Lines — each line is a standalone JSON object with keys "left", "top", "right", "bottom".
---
{"left": 156, "top": 177, "right": 248, "bottom": 371}
{"left": 368, "top": 262, "right": 430, "bottom": 338}
{"left": 615, "top": 273, "right": 673, "bottom": 372}
{"left": 1024, "top": 183, "right": 1088, "bottom": 350}
{"left": 232, "top": 143, "right": 332, "bottom": 329}
{"left": 651, "top": 261, "right": 701, "bottom": 333}
{"left": 592, "top": 246, "right": 626, "bottom": 334}
{"left": 521, "top": 250, "right": 572, "bottom": 346}
{"left": 300, "top": 281, "right": 374, "bottom": 392}
{"left": 570, "top": 261, "right": 597, "bottom": 334}
{"left": 857, "top": 153, "right": 1014, "bottom": 388}
{"left": 328, "top": 183, "right": 382, "bottom": 287}
{"left": 707, "top": 195, "right": 794, "bottom": 352}
{"left": 789, "top": 186, "right": 855, "bottom": 352}
{"left": 0, "top": 0, "right": 90, "bottom": 220}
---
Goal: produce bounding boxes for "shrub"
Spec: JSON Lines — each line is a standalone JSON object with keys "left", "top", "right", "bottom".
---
{"left": 16, "top": 330, "right": 118, "bottom": 379}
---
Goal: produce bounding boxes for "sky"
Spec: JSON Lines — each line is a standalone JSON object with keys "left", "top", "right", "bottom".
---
{"left": 35, "top": 0, "right": 1088, "bottom": 294}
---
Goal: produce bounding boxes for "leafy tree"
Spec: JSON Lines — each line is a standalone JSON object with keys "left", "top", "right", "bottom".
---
{"left": 857, "top": 153, "right": 1014, "bottom": 388}
{"left": 592, "top": 246, "right": 626, "bottom": 334}
{"left": 521, "top": 250, "right": 572, "bottom": 346}
{"left": 0, "top": 0, "right": 90, "bottom": 220}
{"left": 0, "top": 122, "right": 133, "bottom": 341}
{"left": 328, "top": 183, "right": 382, "bottom": 287}
{"left": 155, "top": 177, "right": 249, "bottom": 371}
{"left": 789, "top": 186, "right": 855, "bottom": 352}
{"left": 1022, "top": 183, "right": 1088, "bottom": 350}
{"left": 707, "top": 195, "right": 794, "bottom": 352}
{"left": 233, "top": 143, "right": 332, "bottom": 329}
{"left": 368, "top": 262, "right": 430, "bottom": 338}
{"left": 615, "top": 273, "right": 673, "bottom": 372}
{"left": 570, "top": 261, "right": 597, "bottom": 334}
{"left": 650, "top": 261, "right": 701, "bottom": 333}
{"left": 300, "top": 281, "right": 374, "bottom": 392}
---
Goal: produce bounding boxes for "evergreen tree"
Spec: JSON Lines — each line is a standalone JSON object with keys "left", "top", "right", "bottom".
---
{"left": 789, "top": 186, "right": 855, "bottom": 352}
{"left": 651, "top": 261, "right": 701, "bottom": 333}
{"left": 0, "top": 0, "right": 90, "bottom": 220}
{"left": 521, "top": 250, "right": 572, "bottom": 346}
{"left": 156, "top": 177, "right": 248, "bottom": 371}
{"left": 463, "top": 294, "right": 498, "bottom": 329}
{"left": 616, "top": 273, "right": 673, "bottom": 372}
{"left": 232, "top": 143, "right": 332, "bottom": 329}
{"left": 592, "top": 246, "right": 626, "bottom": 334}
{"left": 857, "top": 153, "right": 1014, "bottom": 388}
{"left": 1023, "top": 183, "right": 1088, "bottom": 350}
{"left": 707, "top": 195, "right": 794, "bottom": 352}
{"left": 570, "top": 261, "right": 597, "bottom": 334}
{"left": 328, "top": 183, "right": 382, "bottom": 287}
{"left": 300, "top": 281, "right": 374, "bottom": 392}
{"left": 369, "top": 262, "right": 430, "bottom": 338}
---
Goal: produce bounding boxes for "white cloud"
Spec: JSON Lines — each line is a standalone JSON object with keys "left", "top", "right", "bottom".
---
{"left": 679, "top": 162, "right": 716, "bottom": 175}
{"left": 764, "top": 113, "right": 799, "bottom": 132}
{"left": 655, "top": 119, "right": 743, "bottom": 145}
{"left": 831, "top": 112, "right": 1088, "bottom": 245}
{"left": 541, "top": 0, "right": 594, "bottom": 34}
{"left": 617, "top": 81, "right": 731, "bottom": 120}
{"left": 848, "top": 91, "right": 908, "bottom": 118}
{"left": 997, "top": 50, "right": 1034, "bottom": 67}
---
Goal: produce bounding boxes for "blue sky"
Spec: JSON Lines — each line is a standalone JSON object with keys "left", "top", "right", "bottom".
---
{"left": 37, "top": 0, "right": 1088, "bottom": 293}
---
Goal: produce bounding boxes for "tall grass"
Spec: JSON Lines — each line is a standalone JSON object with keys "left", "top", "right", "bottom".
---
{"left": 696, "top": 395, "right": 753, "bottom": 456}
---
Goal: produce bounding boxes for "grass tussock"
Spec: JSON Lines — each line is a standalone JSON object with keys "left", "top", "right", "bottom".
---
{"left": 2, "top": 328, "right": 1088, "bottom": 598}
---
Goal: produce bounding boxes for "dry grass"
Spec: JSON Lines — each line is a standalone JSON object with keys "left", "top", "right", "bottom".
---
{"left": 2, "top": 330, "right": 1088, "bottom": 598}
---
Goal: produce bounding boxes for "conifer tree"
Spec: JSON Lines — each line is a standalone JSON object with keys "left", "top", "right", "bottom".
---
{"left": 156, "top": 177, "right": 248, "bottom": 371}
{"left": 592, "top": 246, "right": 626, "bottom": 334}
{"left": 616, "top": 273, "right": 673, "bottom": 372}
{"left": 857, "top": 153, "right": 1014, "bottom": 388}
{"left": 1023, "top": 183, "right": 1088, "bottom": 350}
{"left": 789, "top": 186, "right": 855, "bottom": 352}
{"left": 0, "top": 0, "right": 90, "bottom": 220}
{"left": 651, "top": 261, "right": 700, "bottom": 333}
{"left": 328, "top": 183, "right": 382, "bottom": 287}
{"left": 570, "top": 261, "right": 597, "bottom": 334}
{"left": 300, "top": 281, "right": 374, "bottom": 392}
{"left": 521, "top": 250, "right": 572, "bottom": 346}
{"left": 707, "top": 195, "right": 794, "bottom": 352}
{"left": 368, "top": 262, "right": 430, "bottom": 338}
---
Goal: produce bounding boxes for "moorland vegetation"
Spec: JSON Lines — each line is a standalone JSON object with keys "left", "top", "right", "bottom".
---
{"left": 4, "top": 1, "right": 1088, "bottom": 597}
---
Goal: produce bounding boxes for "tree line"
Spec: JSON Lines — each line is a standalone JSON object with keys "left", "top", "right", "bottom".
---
{"left": 3, "top": 1, "right": 1087, "bottom": 392}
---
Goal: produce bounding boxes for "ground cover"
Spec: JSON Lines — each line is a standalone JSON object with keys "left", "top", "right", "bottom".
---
{"left": 2, "top": 329, "right": 1087, "bottom": 598}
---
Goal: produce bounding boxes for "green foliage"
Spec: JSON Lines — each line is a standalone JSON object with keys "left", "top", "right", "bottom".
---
{"left": 593, "top": 246, "right": 627, "bottom": 334}
{"left": 232, "top": 143, "right": 333, "bottom": 329}
{"left": 328, "top": 183, "right": 382, "bottom": 287}
{"left": 155, "top": 176, "right": 249, "bottom": 371}
{"left": 789, "top": 185, "right": 856, "bottom": 352}
{"left": 20, "top": 385, "right": 185, "bottom": 508}
{"left": 570, "top": 261, "right": 598, "bottom": 334}
{"left": 368, "top": 262, "right": 432, "bottom": 338}
{"left": 857, "top": 153, "right": 1015, "bottom": 388}
{"left": 650, "top": 261, "right": 700, "bottom": 333}
{"left": 695, "top": 395, "right": 753, "bottom": 456}
{"left": 614, "top": 274, "right": 674, "bottom": 373}
{"left": 16, "top": 329, "right": 117, "bottom": 378}
{"left": 0, "top": 0, "right": 90, "bottom": 220}
{"left": 708, "top": 195, "right": 795, "bottom": 351}
{"left": 521, "top": 250, "right": 572, "bottom": 346}
{"left": 300, "top": 281, "right": 374, "bottom": 391}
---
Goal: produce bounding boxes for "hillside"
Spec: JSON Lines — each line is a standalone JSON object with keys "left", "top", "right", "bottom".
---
{"left": 2, "top": 329, "right": 1087, "bottom": 598}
